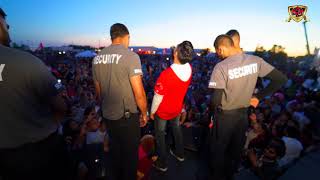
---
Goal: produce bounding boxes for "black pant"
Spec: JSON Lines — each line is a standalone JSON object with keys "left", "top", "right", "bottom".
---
{"left": 0, "top": 132, "right": 68, "bottom": 180}
{"left": 209, "top": 108, "right": 248, "bottom": 180}
{"left": 105, "top": 114, "right": 140, "bottom": 180}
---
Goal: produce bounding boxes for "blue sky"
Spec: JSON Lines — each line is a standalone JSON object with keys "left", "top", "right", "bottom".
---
{"left": 0, "top": 0, "right": 319, "bottom": 56}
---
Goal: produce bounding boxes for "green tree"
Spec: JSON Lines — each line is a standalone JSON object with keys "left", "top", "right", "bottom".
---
{"left": 268, "top": 45, "right": 288, "bottom": 69}
{"left": 200, "top": 48, "right": 210, "bottom": 57}
{"left": 254, "top": 46, "right": 266, "bottom": 59}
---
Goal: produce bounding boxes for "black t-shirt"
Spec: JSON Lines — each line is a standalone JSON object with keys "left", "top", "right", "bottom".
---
{"left": 0, "top": 45, "right": 58, "bottom": 148}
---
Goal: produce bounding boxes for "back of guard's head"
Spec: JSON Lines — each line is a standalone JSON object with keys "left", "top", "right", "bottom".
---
{"left": 214, "top": 34, "right": 234, "bottom": 49}
{"left": 110, "top": 23, "right": 129, "bottom": 40}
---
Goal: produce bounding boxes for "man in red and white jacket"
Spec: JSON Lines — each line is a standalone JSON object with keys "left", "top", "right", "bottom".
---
{"left": 150, "top": 41, "right": 194, "bottom": 172}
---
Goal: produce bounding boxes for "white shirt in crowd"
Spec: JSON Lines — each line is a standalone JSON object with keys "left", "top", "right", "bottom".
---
{"left": 86, "top": 130, "right": 107, "bottom": 144}
{"left": 279, "top": 136, "right": 303, "bottom": 167}
{"left": 244, "top": 129, "right": 258, "bottom": 149}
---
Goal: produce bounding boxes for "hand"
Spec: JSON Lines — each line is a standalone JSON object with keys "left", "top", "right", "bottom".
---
{"left": 80, "top": 119, "right": 90, "bottom": 136}
{"left": 137, "top": 171, "right": 145, "bottom": 180}
{"left": 179, "top": 121, "right": 183, "bottom": 126}
{"left": 140, "top": 114, "right": 149, "bottom": 127}
{"left": 184, "top": 122, "right": 193, "bottom": 128}
{"left": 150, "top": 113, "right": 155, "bottom": 120}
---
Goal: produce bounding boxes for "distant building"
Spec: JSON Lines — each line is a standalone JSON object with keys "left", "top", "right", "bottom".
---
{"left": 129, "top": 46, "right": 158, "bottom": 54}
{"left": 50, "top": 46, "right": 75, "bottom": 52}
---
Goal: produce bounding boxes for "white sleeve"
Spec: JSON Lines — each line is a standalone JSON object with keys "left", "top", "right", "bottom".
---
{"left": 151, "top": 92, "right": 164, "bottom": 114}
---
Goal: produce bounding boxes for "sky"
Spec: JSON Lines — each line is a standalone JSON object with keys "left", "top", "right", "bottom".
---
{"left": 0, "top": 0, "right": 319, "bottom": 56}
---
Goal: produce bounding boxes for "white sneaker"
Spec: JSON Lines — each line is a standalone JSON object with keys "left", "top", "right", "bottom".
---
{"left": 170, "top": 149, "right": 185, "bottom": 162}
{"left": 152, "top": 160, "right": 168, "bottom": 172}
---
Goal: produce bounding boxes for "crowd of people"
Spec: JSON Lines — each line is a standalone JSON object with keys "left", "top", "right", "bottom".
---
{"left": 27, "top": 42, "right": 319, "bottom": 180}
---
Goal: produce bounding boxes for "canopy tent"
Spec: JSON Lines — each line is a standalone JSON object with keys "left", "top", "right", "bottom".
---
{"left": 75, "top": 50, "right": 97, "bottom": 58}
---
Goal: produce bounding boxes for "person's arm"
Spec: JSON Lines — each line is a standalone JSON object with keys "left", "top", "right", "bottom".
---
{"left": 209, "top": 89, "right": 223, "bottom": 113}
{"left": 180, "top": 111, "right": 187, "bottom": 125}
{"left": 130, "top": 75, "right": 148, "bottom": 117}
{"left": 73, "top": 123, "right": 87, "bottom": 149}
{"left": 256, "top": 69, "right": 288, "bottom": 100}
{"left": 29, "top": 56, "right": 67, "bottom": 123}
{"left": 150, "top": 92, "right": 163, "bottom": 120}
{"left": 94, "top": 80, "right": 101, "bottom": 104}
{"left": 92, "top": 62, "right": 101, "bottom": 105}
{"left": 51, "top": 92, "right": 68, "bottom": 122}
{"left": 248, "top": 149, "right": 258, "bottom": 168}
{"left": 128, "top": 54, "right": 148, "bottom": 126}
{"left": 255, "top": 57, "right": 288, "bottom": 100}
{"left": 150, "top": 72, "right": 167, "bottom": 120}
{"left": 208, "top": 63, "right": 226, "bottom": 113}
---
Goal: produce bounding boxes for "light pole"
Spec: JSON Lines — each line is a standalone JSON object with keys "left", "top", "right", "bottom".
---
{"left": 303, "top": 21, "right": 311, "bottom": 55}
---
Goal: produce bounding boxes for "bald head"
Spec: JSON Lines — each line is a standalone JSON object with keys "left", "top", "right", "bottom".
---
{"left": 214, "top": 35, "right": 234, "bottom": 49}
{"left": 226, "top": 29, "right": 240, "bottom": 49}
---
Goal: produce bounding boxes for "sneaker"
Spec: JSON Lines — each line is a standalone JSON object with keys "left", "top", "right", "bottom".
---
{"left": 170, "top": 149, "right": 185, "bottom": 162}
{"left": 152, "top": 160, "right": 168, "bottom": 172}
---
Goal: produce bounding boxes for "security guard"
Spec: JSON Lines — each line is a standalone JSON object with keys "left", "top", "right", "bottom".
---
{"left": 92, "top": 23, "right": 148, "bottom": 180}
{"left": 0, "top": 8, "right": 67, "bottom": 180}
{"left": 208, "top": 34, "right": 287, "bottom": 180}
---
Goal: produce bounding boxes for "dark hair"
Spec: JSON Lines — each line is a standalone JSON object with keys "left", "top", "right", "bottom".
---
{"left": 176, "top": 41, "right": 194, "bottom": 64}
{"left": 281, "top": 110, "right": 292, "bottom": 120}
{"left": 110, "top": 23, "right": 129, "bottom": 40}
{"left": 273, "top": 124, "right": 285, "bottom": 138}
{"left": 0, "top": 8, "right": 6, "bottom": 19}
{"left": 226, "top": 29, "right": 240, "bottom": 38}
{"left": 286, "top": 126, "right": 300, "bottom": 139}
{"left": 269, "top": 138, "right": 286, "bottom": 158}
{"left": 84, "top": 106, "right": 95, "bottom": 117}
{"left": 214, "top": 34, "right": 234, "bottom": 49}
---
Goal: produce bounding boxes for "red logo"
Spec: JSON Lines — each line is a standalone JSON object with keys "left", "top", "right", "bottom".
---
{"left": 287, "top": 5, "right": 308, "bottom": 22}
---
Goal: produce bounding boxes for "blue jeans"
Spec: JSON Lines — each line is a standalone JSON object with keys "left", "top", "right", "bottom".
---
{"left": 154, "top": 115, "right": 184, "bottom": 166}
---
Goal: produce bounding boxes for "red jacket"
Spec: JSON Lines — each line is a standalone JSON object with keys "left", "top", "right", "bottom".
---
{"left": 154, "top": 65, "right": 192, "bottom": 120}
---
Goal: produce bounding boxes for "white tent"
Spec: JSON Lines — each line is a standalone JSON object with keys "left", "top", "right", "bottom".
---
{"left": 75, "top": 50, "right": 97, "bottom": 58}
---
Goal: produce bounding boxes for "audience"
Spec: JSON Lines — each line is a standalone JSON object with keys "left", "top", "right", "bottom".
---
{"left": 28, "top": 48, "right": 320, "bottom": 180}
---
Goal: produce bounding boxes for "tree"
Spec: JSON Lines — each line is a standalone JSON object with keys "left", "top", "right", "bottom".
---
{"left": 254, "top": 46, "right": 266, "bottom": 59}
{"left": 268, "top": 45, "right": 288, "bottom": 69}
{"left": 11, "top": 42, "right": 30, "bottom": 51}
{"left": 200, "top": 48, "right": 210, "bottom": 57}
